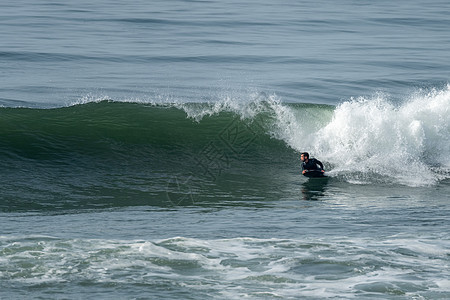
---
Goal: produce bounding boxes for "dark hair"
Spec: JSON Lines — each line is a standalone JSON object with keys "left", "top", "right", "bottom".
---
{"left": 301, "top": 152, "right": 309, "bottom": 158}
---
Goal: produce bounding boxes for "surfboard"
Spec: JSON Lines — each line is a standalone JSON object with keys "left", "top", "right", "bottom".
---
{"left": 303, "top": 170, "right": 326, "bottom": 178}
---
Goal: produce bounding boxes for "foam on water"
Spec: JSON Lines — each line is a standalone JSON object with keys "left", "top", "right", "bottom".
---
{"left": 1, "top": 235, "right": 449, "bottom": 299}
{"left": 306, "top": 86, "right": 450, "bottom": 186}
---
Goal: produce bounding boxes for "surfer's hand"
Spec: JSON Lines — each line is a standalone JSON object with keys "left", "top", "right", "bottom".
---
{"left": 302, "top": 170, "right": 307, "bottom": 174}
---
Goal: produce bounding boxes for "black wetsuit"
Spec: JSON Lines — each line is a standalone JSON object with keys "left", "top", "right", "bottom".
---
{"left": 302, "top": 158, "right": 324, "bottom": 172}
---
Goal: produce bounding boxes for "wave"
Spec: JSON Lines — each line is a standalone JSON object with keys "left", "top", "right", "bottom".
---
{"left": 1, "top": 88, "right": 450, "bottom": 185}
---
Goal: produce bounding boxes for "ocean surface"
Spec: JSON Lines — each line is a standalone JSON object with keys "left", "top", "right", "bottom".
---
{"left": 1, "top": 1, "right": 449, "bottom": 299}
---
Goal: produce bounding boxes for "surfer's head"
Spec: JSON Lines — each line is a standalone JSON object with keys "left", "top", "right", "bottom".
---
{"left": 300, "top": 152, "right": 309, "bottom": 161}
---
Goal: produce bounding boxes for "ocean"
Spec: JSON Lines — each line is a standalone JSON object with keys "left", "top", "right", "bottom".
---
{"left": 1, "top": 1, "right": 449, "bottom": 299}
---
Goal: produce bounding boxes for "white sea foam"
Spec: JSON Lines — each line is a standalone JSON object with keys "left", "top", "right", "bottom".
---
{"left": 301, "top": 86, "right": 450, "bottom": 186}
{"left": 1, "top": 235, "right": 449, "bottom": 299}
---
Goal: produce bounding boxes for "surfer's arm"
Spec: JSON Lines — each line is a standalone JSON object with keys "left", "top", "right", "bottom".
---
{"left": 316, "top": 160, "right": 324, "bottom": 171}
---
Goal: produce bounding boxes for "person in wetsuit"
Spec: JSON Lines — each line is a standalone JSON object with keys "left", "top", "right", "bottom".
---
{"left": 300, "top": 152, "right": 325, "bottom": 175}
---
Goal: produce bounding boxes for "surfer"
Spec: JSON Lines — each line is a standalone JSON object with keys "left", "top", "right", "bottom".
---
{"left": 300, "top": 152, "right": 325, "bottom": 175}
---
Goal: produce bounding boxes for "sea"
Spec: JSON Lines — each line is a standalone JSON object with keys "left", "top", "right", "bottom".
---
{"left": 1, "top": 1, "right": 449, "bottom": 299}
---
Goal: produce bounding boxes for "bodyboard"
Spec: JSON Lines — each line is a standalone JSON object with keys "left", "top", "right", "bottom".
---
{"left": 303, "top": 170, "right": 326, "bottom": 178}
